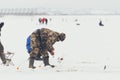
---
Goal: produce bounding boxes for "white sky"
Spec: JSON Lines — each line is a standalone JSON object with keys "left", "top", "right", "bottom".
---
{"left": 0, "top": 0, "right": 119, "bottom": 10}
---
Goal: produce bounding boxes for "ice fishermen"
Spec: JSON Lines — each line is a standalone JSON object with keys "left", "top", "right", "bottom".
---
{"left": 39, "top": 18, "right": 48, "bottom": 25}
{"left": 28, "top": 28, "right": 66, "bottom": 69}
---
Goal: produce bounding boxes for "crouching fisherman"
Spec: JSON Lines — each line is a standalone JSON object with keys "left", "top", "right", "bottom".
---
{"left": 27, "top": 28, "right": 66, "bottom": 69}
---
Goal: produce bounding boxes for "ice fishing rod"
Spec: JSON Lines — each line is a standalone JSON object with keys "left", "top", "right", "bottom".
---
{"left": 16, "top": 58, "right": 29, "bottom": 70}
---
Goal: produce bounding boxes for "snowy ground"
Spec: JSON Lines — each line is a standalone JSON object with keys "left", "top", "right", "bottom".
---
{"left": 1, "top": 15, "right": 120, "bottom": 80}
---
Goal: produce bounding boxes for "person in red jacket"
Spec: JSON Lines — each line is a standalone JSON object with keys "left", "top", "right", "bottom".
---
{"left": 39, "top": 18, "right": 48, "bottom": 24}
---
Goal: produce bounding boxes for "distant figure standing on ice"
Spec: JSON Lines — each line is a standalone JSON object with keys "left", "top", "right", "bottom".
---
{"left": 99, "top": 20, "right": 104, "bottom": 26}
{"left": 39, "top": 18, "right": 48, "bottom": 25}
{"left": 74, "top": 19, "right": 80, "bottom": 25}
{"left": 28, "top": 28, "right": 66, "bottom": 69}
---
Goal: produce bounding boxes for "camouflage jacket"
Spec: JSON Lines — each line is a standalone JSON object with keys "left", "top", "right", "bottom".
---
{"left": 30, "top": 28, "right": 60, "bottom": 52}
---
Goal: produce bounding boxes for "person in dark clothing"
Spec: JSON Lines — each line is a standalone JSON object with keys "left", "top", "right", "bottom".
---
{"left": 0, "top": 22, "right": 7, "bottom": 64}
{"left": 45, "top": 18, "right": 48, "bottom": 24}
{"left": 99, "top": 20, "right": 104, "bottom": 26}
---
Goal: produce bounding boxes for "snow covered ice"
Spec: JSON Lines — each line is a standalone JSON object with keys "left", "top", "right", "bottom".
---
{"left": 1, "top": 15, "right": 120, "bottom": 80}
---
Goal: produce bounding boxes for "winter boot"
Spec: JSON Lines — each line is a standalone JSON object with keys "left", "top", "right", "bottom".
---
{"left": 0, "top": 52, "right": 6, "bottom": 64}
{"left": 29, "top": 57, "right": 36, "bottom": 69}
{"left": 43, "top": 56, "right": 55, "bottom": 68}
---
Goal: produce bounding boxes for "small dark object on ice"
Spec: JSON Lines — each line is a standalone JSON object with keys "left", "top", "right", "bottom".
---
{"left": 76, "top": 23, "right": 80, "bottom": 25}
{"left": 57, "top": 57, "right": 64, "bottom": 63}
{"left": 60, "top": 58, "right": 63, "bottom": 60}
{"left": 104, "top": 65, "right": 106, "bottom": 70}
{"left": 58, "top": 57, "right": 63, "bottom": 60}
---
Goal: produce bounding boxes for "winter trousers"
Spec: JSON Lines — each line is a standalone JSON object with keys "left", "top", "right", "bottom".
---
{"left": 0, "top": 42, "right": 6, "bottom": 64}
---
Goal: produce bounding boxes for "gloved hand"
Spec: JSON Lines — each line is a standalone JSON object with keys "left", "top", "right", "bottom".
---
{"left": 50, "top": 50, "right": 54, "bottom": 56}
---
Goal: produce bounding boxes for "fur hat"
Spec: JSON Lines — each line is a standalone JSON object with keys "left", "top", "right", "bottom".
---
{"left": 59, "top": 33, "right": 66, "bottom": 41}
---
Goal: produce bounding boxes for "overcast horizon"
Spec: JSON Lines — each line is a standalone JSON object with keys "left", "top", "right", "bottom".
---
{"left": 0, "top": 0, "right": 119, "bottom": 10}
{"left": 0, "top": 0, "right": 120, "bottom": 15}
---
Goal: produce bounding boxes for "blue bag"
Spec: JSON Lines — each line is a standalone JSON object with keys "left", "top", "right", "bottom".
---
{"left": 26, "top": 36, "right": 31, "bottom": 53}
